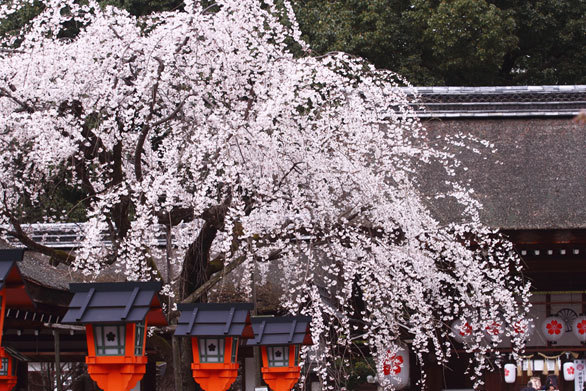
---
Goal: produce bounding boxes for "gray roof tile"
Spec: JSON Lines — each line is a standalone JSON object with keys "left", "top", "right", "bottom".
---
{"left": 62, "top": 282, "right": 166, "bottom": 325}
{"left": 0, "top": 249, "right": 24, "bottom": 289}
{"left": 247, "top": 316, "right": 312, "bottom": 346}
{"left": 402, "top": 85, "right": 586, "bottom": 117}
{"left": 175, "top": 303, "right": 254, "bottom": 337}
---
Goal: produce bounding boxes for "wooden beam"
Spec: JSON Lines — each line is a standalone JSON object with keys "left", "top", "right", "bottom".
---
{"left": 503, "top": 229, "right": 586, "bottom": 245}
{"left": 54, "top": 330, "right": 62, "bottom": 391}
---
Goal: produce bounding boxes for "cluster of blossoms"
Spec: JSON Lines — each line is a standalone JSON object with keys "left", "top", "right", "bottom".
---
{"left": 0, "top": 0, "right": 530, "bottom": 389}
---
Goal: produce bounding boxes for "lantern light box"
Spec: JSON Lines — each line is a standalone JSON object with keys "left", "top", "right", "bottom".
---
{"left": 247, "top": 316, "right": 313, "bottom": 391}
{"left": 175, "top": 303, "right": 255, "bottom": 391}
{"left": 62, "top": 282, "right": 167, "bottom": 391}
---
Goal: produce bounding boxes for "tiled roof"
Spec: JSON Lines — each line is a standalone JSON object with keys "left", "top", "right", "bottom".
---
{"left": 247, "top": 316, "right": 312, "bottom": 346}
{"left": 406, "top": 85, "right": 586, "bottom": 118}
{"left": 0, "top": 249, "right": 24, "bottom": 290}
{"left": 175, "top": 303, "right": 254, "bottom": 337}
{"left": 62, "top": 282, "right": 167, "bottom": 326}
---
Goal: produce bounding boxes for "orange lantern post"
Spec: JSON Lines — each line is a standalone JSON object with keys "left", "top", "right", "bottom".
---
{"left": 175, "top": 303, "right": 255, "bottom": 391}
{"left": 0, "top": 249, "right": 34, "bottom": 391}
{"left": 247, "top": 316, "right": 313, "bottom": 391}
{"left": 62, "top": 282, "right": 167, "bottom": 391}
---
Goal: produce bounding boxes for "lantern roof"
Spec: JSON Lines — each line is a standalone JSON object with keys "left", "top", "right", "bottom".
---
{"left": 0, "top": 249, "right": 34, "bottom": 307}
{"left": 247, "top": 316, "right": 312, "bottom": 346}
{"left": 62, "top": 281, "right": 167, "bottom": 326}
{"left": 175, "top": 303, "right": 254, "bottom": 338}
{"left": 0, "top": 249, "right": 25, "bottom": 289}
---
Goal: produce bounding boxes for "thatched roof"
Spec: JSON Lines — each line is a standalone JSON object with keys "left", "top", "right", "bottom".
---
{"left": 414, "top": 86, "right": 586, "bottom": 230}
{"left": 0, "top": 240, "right": 70, "bottom": 291}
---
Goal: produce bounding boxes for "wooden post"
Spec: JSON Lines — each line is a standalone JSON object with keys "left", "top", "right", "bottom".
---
{"left": 142, "top": 359, "right": 157, "bottom": 391}
{"left": 54, "top": 330, "right": 62, "bottom": 391}
{"left": 15, "top": 361, "right": 28, "bottom": 391}
{"left": 172, "top": 336, "right": 183, "bottom": 391}
{"left": 250, "top": 238, "right": 262, "bottom": 388}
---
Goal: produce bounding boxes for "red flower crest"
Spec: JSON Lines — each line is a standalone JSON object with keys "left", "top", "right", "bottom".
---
{"left": 577, "top": 320, "right": 586, "bottom": 335}
{"left": 546, "top": 320, "right": 562, "bottom": 335}
{"left": 458, "top": 322, "right": 472, "bottom": 337}
{"left": 505, "top": 369, "right": 510, "bottom": 377}
{"left": 568, "top": 366, "right": 575, "bottom": 375}
{"left": 513, "top": 321, "right": 527, "bottom": 334}
{"left": 383, "top": 354, "right": 404, "bottom": 376}
{"left": 485, "top": 321, "right": 501, "bottom": 336}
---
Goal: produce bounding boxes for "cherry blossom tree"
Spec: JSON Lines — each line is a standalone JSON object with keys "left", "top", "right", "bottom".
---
{"left": 0, "top": 0, "right": 530, "bottom": 389}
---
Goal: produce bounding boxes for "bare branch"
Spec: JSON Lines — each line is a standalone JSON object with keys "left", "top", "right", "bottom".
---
{"left": 135, "top": 57, "right": 165, "bottom": 181}
{"left": 276, "top": 162, "right": 302, "bottom": 190}
{"left": 181, "top": 254, "right": 245, "bottom": 304}
{"left": 152, "top": 94, "right": 190, "bottom": 127}
{"left": 182, "top": 248, "right": 282, "bottom": 304}
{"left": 6, "top": 217, "right": 75, "bottom": 266}
{"left": 0, "top": 87, "right": 35, "bottom": 113}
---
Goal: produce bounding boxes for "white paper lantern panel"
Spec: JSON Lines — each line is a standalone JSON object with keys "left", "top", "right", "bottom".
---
{"left": 541, "top": 316, "right": 566, "bottom": 342}
{"left": 484, "top": 320, "right": 502, "bottom": 340}
{"left": 504, "top": 363, "right": 516, "bottom": 384}
{"left": 563, "top": 361, "right": 575, "bottom": 381}
{"left": 573, "top": 316, "right": 586, "bottom": 342}
{"left": 383, "top": 346, "right": 410, "bottom": 390}
{"left": 513, "top": 318, "right": 535, "bottom": 340}
{"left": 451, "top": 320, "right": 473, "bottom": 343}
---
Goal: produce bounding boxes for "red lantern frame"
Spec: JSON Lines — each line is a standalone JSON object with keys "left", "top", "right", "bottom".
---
{"left": 260, "top": 344, "right": 301, "bottom": 391}
{"left": 190, "top": 336, "right": 240, "bottom": 391}
{"left": 62, "top": 282, "right": 167, "bottom": 391}
{"left": 84, "top": 322, "right": 148, "bottom": 391}
{"left": 175, "top": 303, "right": 255, "bottom": 391}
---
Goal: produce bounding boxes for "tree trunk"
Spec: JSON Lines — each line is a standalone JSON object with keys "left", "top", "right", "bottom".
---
{"left": 175, "top": 198, "right": 231, "bottom": 389}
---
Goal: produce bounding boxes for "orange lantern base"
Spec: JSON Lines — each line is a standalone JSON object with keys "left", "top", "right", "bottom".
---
{"left": 0, "top": 377, "right": 17, "bottom": 391}
{"left": 191, "top": 363, "right": 239, "bottom": 391}
{"left": 261, "top": 366, "right": 301, "bottom": 391}
{"left": 86, "top": 355, "right": 147, "bottom": 391}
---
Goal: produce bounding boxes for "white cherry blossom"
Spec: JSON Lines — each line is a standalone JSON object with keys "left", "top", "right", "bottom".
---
{"left": 0, "top": 1, "right": 530, "bottom": 389}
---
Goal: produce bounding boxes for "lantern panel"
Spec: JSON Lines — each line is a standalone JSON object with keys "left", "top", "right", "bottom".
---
{"left": 572, "top": 316, "right": 586, "bottom": 342}
{"left": 94, "top": 325, "right": 126, "bottom": 356}
{"left": 134, "top": 322, "right": 145, "bottom": 356}
{"left": 451, "top": 320, "right": 473, "bottom": 343}
{"left": 563, "top": 362, "right": 575, "bottom": 381}
{"left": 541, "top": 316, "right": 566, "bottom": 342}
{"left": 504, "top": 363, "right": 516, "bottom": 384}
{"left": 0, "top": 358, "right": 8, "bottom": 376}
{"left": 198, "top": 337, "right": 225, "bottom": 363}
{"left": 383, "top": 346, "right": 410, "bottom": 390}
{"left": 267, "top": 346, "right": 289, "bottom": 367}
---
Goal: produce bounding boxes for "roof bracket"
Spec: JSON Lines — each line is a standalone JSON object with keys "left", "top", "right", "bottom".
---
{"left": 224, "top": 307, "right": 235, "bottom": 335}
{"left": 122, "top": 287, "right": 140, "bottom": 320}
{"left": 76, "top": 288, "right": 95, "bottom": 322}
{"left": 186, "top": 307, "right": 198, "bottom": 335}
{"left": 288, "top": 319, "right": 297, "bottom": 343}
{"left": 257, "top": 320, "right": 266, "bottom": 344}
